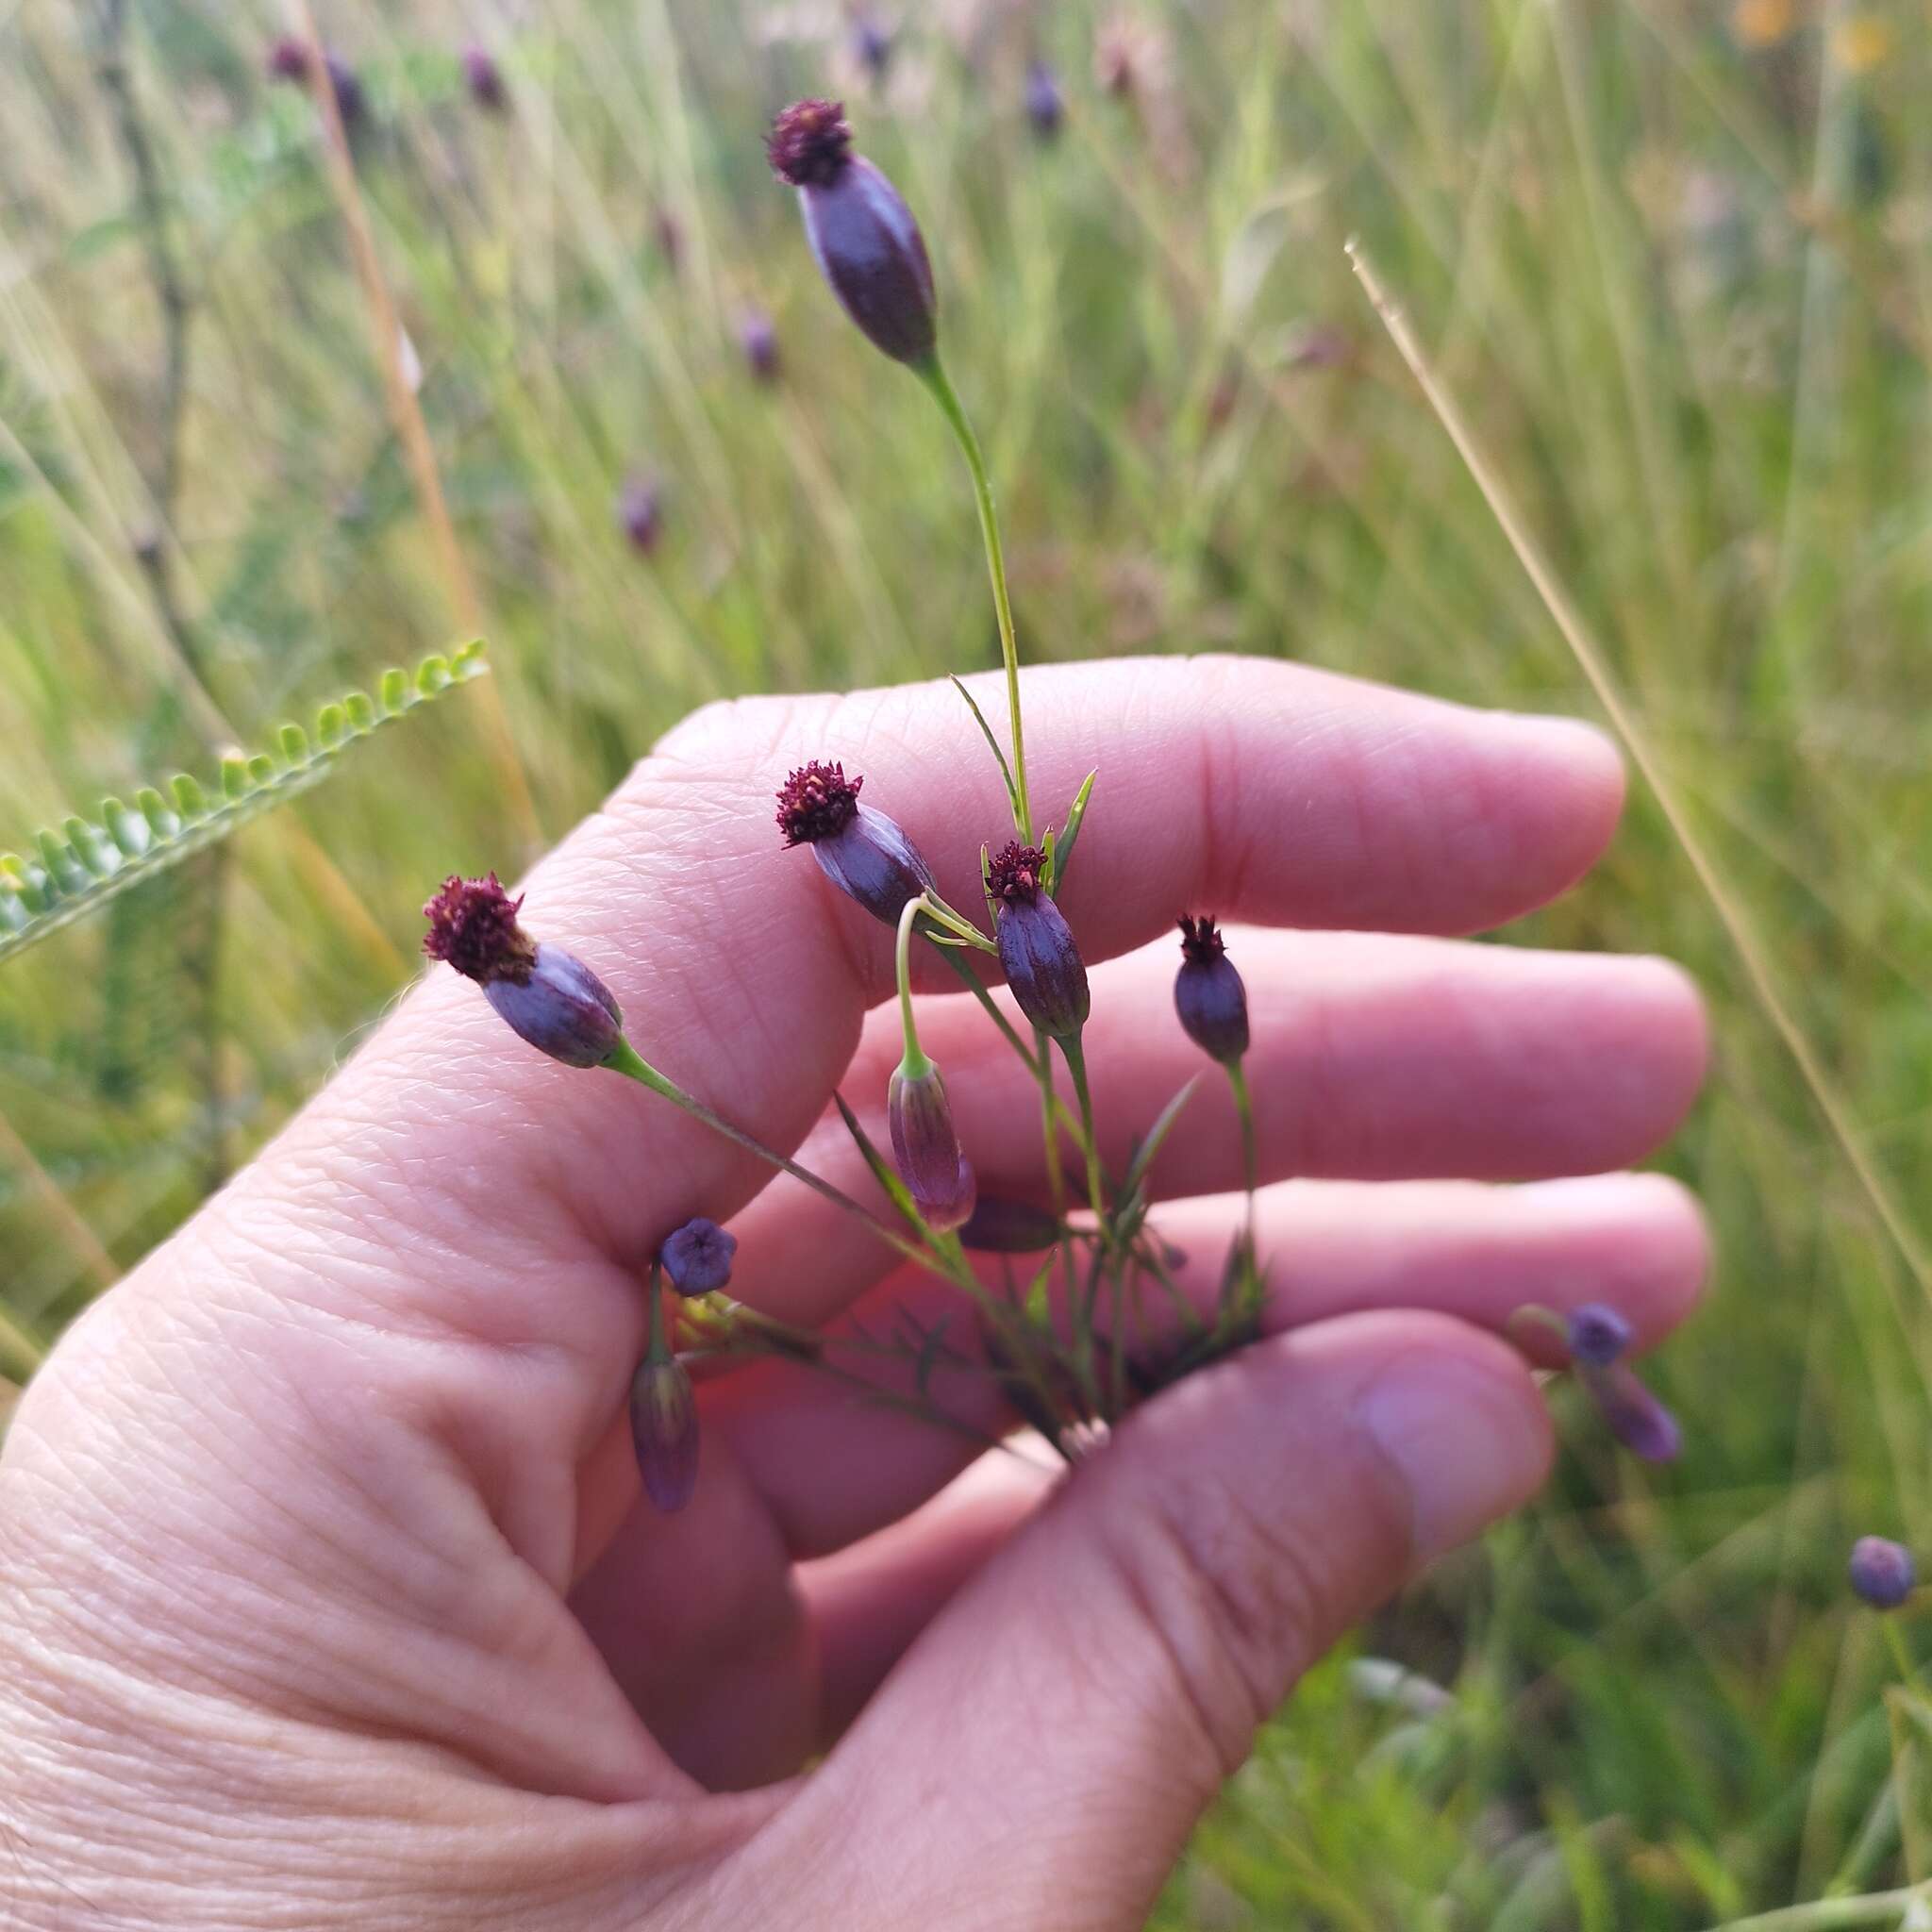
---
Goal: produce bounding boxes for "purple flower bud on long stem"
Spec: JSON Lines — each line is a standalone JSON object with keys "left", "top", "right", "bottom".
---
{"left": 738, "top": 308, "right": 780, "bottom": 382}
{"left": 890, "top": 1059, "right": 975, "bottom": 1232}
{"left": 617, "top": 475, "right": 663, "bottom": 555}
{"left": 267, "top": 37, "right": 366, "bottom": 129}
{"left": 989, "top": 841, "right": 1090, "bottom": 1041}
{"left": 661, "top": 1217, "right": 737, "bottom": 1297}
{"left": 775, "top": 760, "right": 936, "bottom": 924}
{"left": 853, "top": 17, "right": 892, "bottom": 81}
{"left": 1174, "top": 916, "right": 1249, "bottom": 1063}
{"left": 1024, "top": 61, "right": 1065, "bottom": 141}
{"left": 959, "top": 1195, "right": 1063, "bottom": 1253}
{"left": 463, "top": 44, "right": 507, "bottom": 112}
{"left": 1577, "top": 1359, "right": 1682, "bottom": 1463}
{"left": 1849, "top": 1536, "right": 1917, "bottom": 1610}
{"left": 767, "top": 99, "right": 938, "bottom": 366}
{"left": 1566, "top": 1303, "right": 1634, "bottom": 1368}
{"left": 630, "top": 1352, "right": 699, "bottom": 1512}
{"left": 423, "top": 874, "right": 623, "bottom": 1069}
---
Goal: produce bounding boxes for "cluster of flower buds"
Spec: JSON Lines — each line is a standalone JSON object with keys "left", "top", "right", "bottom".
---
{"left": 423, "top": 874, "right": 624, "bottom": 1069}
{"left": 767, "top": 99, "right": 937, "bottom": 366}
{"left": 988, "top": 841, "right": 1090, "bottom": 1041}
{"left": 776, "top": 759, "right": 935, "bottom": 925}
{"left": 266, "top": 35, "right": 366, "bottom": 130}
{"left": 1848, "top": 1535, "right": 1917, "bottom": 1611}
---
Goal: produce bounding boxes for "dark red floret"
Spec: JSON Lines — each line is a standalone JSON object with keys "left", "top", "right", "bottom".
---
{"left": 988, "top": 841, "right": 1050, "bottom": 905}
{"left": 422, "top": 874, "right": 537, "bottom": 985}
{"left": 767, "top": 98, "right": 854, "bottom": 188}
{"left": 775, "top": 760, "right": 863, "bottom": 846}
{"left": 1177, "top": 914, "right": 1225, "bottom": 966}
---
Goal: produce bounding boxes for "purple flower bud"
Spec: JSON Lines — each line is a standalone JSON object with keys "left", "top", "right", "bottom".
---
{"left": 617, "top": 475, "right": 662, "bottom": 555}
{"left": 889, "top": 1059, "right": 975, "bottom": 1231}
{"left": 661, "top": 1217, "right": 737, "bottom": 1297}
{"left": 853, "top": 17, "right": 892, "bottom": 81}
{"left": 775, "top": 760, "right": 937, "bottom": 925}
{"left": 630, "top": 1352, "right": 699, "bottom": 1512}
{"left": 990, "top": 842, "right": 1090, "bottom": 1041}
{"left": 768, "top": 100, "right": 938, "bottom": 366}
{"left": 1024, "top": 61, "right": 1065, "bottom": 141}
{"left": 959, "top": 1195, "right": 1063, "bottom": 1253}
{"left": 1577, "top": 1360, "right": 1682, "bottom": 1464}
{"left": 738, "top": 308, "right": 780, "bottom": 382}
{"left": 423, "top": 874, "right": 623, "bottom": 1069}
{"left": 267, "top": 37, "right": 365, "bottom": 129}
{"left": 463, "top": 44, "right": 507, "bottom": 112}
{"left": 1566, "top": 1303, "right": 1634, "bottom": 1368}
{"left": 1174, "top": 916, "right": 1249, "bottom": 1063}
{"left": 1849, "top": 1536, "right": 1917, "bottom": 1610}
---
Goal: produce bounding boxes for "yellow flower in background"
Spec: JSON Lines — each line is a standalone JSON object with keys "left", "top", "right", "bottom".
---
{"left": 1830, "top": 14, "right": 1895, "bottom": 71}
{"left": 1731, "top": 0, "right": 1796, "bottom": 46}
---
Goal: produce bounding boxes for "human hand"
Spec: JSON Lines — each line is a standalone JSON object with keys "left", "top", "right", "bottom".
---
{"left": 0, "top": 657, "right": 1707, "bottom": 1930}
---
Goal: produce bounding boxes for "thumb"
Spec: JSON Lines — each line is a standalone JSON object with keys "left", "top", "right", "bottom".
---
{"left": 768, "top": 1312, "right": 1551, "bottom": 1931}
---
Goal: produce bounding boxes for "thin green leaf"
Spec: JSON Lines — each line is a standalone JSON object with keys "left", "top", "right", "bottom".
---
{"left": 1046, "top": 771, "right": 1098, "bottom": 892}
{"left": 832, "top": 1091, "right": 930, "bottom": 1240}
{"left": 1118, "top": 1075, "right": 1201, "bottom": 1204}
{"left": 951, "top": 675, "right": 1021, "bottom": 823}
{"left": 0, "top": 645, "right": 490, "bottom": 965}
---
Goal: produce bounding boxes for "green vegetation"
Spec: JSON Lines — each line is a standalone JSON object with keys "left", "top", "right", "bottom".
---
{"left": 1, "top": 1, "right": 1927, "bottom": 1923}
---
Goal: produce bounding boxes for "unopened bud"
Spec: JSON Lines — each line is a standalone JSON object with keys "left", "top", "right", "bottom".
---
{"left": 768, "top": 100, "right": 938, "bottom": 365}
{"left": 1577, "top": 1359, "right": 1682, "bottom": 1464}
{"left": 1849, "top": 1535, "right": 1917, "bottom": 1610}
{"left": 775, "top": 760, "right": 936, "bottom": 925}
{"left": 1565, "top": 1303, "right": 1633, "bottom": 1368}
{"left": 889, "top": 1058, "right": 975, "bottom": 1232}
{"left": 423, "top": 874, "right": 623, "bottom": 1069}
{"left": 661, "top": 1217, "right": 737, "bottom": 1297}
{"left": 629, "top": 1352, "right": 699, "bottom": 1513}
{"left": 989, "top": 841, "right": 1089, "bottom": 1041}
{"left": 1174, "top": 916, "right": 1248, "bottom": 1063}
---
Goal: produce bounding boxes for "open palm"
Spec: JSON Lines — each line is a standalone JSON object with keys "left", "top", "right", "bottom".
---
{"left": 0, "top": 657, "right": 1707, "bottom": 1931}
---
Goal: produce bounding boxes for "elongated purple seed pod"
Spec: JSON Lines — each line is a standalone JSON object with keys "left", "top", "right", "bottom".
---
{"left": 890, "top": 1061, "right": 975, "bottom": 1231}
{"left": 1578, "top": 1359, "right": 1682, "bottom": 1463}
{"left": 630, "top": 1354, "right": 699, "bottom": 1512}
{"left": 959, "top": 1196, "right": 1063, "bottom": 1253}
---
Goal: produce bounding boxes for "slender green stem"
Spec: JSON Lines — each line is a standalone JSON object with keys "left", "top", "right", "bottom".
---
{"left": 1060, "top": 1035, "right": 1109, "bottom": 1230}
{"left": 894, "top": 898, "right": 930, "bottom": 1074}
{"left": 604, "top": 1037, "right": 933, "bottom": 1274}
{"left": 917, "top": 356, "right": 1031, "bottom": 842}
{"left": 1226, "top": 1058, "right": 1258, "bottom": 1201}
{"left": 1700, "top": 1882, "right": 1932, "bottom": 1931}
{"left": 645, "top": 1258, "right": 668, "bottom": 1360}
{"left": 920, "top": 891, "right": 998, "bottom": 954}
{"left": 1884, "top": 1616, "right": 1925, "bottom": 1693}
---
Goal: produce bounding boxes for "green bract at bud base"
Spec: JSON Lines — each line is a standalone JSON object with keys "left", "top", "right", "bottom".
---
{"left": 767, "top": 99, "right": 939, "bottom": 366}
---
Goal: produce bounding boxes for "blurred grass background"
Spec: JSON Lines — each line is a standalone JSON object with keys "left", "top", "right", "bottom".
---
{"left": 2, "top": 0, "right": 1930, "bottom": 1924}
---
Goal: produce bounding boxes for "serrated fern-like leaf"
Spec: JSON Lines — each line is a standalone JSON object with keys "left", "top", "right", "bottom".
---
{"left": 0, "top": 641, "right": 488, "bottom": 966}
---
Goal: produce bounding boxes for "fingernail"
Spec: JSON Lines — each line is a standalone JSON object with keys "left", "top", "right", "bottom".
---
{"left": 1356, "top": 1353, "right": 1545, "bottom": 1563}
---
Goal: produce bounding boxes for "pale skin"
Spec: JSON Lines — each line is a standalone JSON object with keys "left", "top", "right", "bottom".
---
{"left": 0, "top": 658, "right": 1709, "bottom": 1929}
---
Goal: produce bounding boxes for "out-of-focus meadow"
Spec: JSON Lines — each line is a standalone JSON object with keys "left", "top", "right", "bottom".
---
{"left": 2, "top": 0, "right": 1930, "bottom": 1922}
